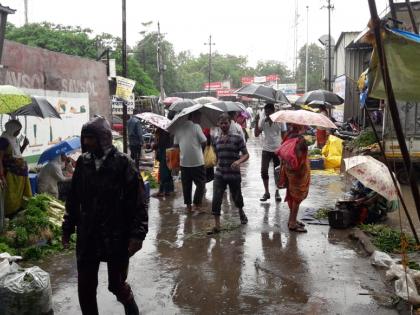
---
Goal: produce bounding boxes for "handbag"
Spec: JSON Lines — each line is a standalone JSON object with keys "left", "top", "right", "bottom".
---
{"left": 204, "top": 145, "right": 217, "bottom": 168}
{"left": 166, "top": 148, "right": 180, "bottom": 170}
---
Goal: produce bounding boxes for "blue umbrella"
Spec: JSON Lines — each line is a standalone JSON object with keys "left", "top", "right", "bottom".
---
{"left": 38, "top": 137, "right": 81, "bottom": 165}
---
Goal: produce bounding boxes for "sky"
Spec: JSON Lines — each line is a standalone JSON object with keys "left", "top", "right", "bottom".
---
{"left": 5, "top": 0, "right": 391, "bottom": 69}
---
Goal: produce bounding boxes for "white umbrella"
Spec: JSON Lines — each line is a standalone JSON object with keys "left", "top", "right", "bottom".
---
{"left": 166, "top": 104, "right": 223, "bottom": 133}
{"left": 344, "top": 155, "right": 399, "bottom": 201}
{"left": 270, "top": 110, "right": 337, "bottom": 129}
{"left": 136, "top": 112, "right": 170, "bottom": 130}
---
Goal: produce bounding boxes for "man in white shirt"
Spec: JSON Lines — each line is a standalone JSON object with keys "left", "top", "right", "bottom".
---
{"left": 254, "top": 103, "right": 287, "bottom": 202}
{"left": 174, "top": 111, "right": 207, "bottom": 212}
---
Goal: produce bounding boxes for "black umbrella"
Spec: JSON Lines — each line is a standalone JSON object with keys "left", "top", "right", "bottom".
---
{"left": 11, "top": 96, "right": 61, "bottom": 119}
{"left": 295, "top": 90, "right": 344, "bottom": 106}
{"left": 307, "top": 100, "right": 335, "bottom": 109}
{"left": 235, "top": 84, "right": 290, "bottom": 104}
{"left": 210, "top": 101, "right": 247, "bottom": 112}
{"left": 168, "top": 99, "right": 198, "bottom": 112}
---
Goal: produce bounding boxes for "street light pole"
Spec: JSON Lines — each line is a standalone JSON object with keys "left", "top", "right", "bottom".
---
{"left": 204, "top": 35, "right": 215, "bottom": 96}
{"left": 121, "top": 0, "right": 128, "bottom": 153}
{"left": 327, "top": 0, "right": 333, "bottom": 91}
{"left": 305, "top": 5, "right": 309, "bottom": 92}
{"left": 157, "top": 22, "right": 165, "bottom": 114}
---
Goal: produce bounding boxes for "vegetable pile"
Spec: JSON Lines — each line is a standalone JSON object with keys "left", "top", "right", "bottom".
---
{"left": 348, "top": 130, "right": 377, "bottom": 149}
{"left": 0, "top": 194, "right": 74, "bottom": 261}
{"left": 360, "top": 224, "right": 417, "bottom": 253}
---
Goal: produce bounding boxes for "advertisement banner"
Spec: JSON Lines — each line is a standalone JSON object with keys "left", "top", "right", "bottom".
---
{"left": 0, "top": 89, "right": 90, "bottom": 164}
{"left": 277, "top": 83, "right": 297, "bottom": 95}
{"left": 203, "top": 81, "right": 223, "bottom": 90}
{"left": 254, "top": 76, "right": 266, "bottom": 83}
{"left": 216, "top": 89, "right": 237, "bottom": 97}
{"left": 241, "top": 76, "right": 254, "bottom": 85}
{"left": 334, "top": 75, "right": 346, "bottom": 100}
{"left": 116, "top": 76, "right": 136, "bottom": 101}
{"left": 111, "top": 94, "right": 135, "bottom": 115}
{"left": 266, "top": 74, "right": 279, "bottom": 82}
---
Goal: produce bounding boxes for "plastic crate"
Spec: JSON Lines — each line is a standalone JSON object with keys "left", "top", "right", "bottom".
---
{"left": 310, "top": 158, "right": 324, "bottom": 170}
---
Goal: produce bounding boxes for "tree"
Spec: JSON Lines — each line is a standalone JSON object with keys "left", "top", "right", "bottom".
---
{"left": 134, "top": 32, "right": 179, "bottom": 95}
{"left": 296, "top": 43, "right": 324, "bottom": 91}
{"left": 6, "top": 22, "right": 158, "bottom": 96}
{"left": 254, "top": 60, "right": 293, "bottom": 83}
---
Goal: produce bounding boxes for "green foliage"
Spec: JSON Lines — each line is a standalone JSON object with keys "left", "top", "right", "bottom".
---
{"left": 0, "top": 194, "right": 75, "bottom": 261}
{"left": 6, "top": 22, "right": 97, "bottom": 58}
{"left": 360, "top": 224, "right": 417, "bottom": 253}
{"left": 349, "top": 130, "right": 377, "bottom": 149}
{"left": 6, "top": 22, "right": 158, "bottom": 97}
{"left": 296, "top": 43, "right": 324, "bottom": 90}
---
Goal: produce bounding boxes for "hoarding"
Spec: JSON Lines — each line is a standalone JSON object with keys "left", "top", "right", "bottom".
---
{"left": 1, "top": 89, "right": 89, "bottom": 163}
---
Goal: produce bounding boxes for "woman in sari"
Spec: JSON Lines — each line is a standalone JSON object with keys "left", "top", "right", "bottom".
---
{"left": 279, "top": 124, "right": 310, "bottom": 232}
{"left": 152, "top": 128, "right": 174, "bottom": 197}
{"left": 0, "top": 120, "right": 32, "bottom": 217}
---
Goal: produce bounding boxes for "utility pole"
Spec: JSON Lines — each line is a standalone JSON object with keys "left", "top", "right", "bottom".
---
{"left": 204, "top": 35, "right": 215, "bottom": 96}
{"left": 305, "top": 5, "right": 309, "bottom": 92}
{"left": 23, "top": 0, "right": 28, "bottom": 24}
{"left": 157, "top": 22, "right": 165, "bottom": 114}
{"left": 327, "top": 0, "right": 333, "bottom": 91}
{"left": 121, "top": 0, "right": 128, "bottom": 153}
{"left": 293, "top": 0, "right": 299, "bottom": 79}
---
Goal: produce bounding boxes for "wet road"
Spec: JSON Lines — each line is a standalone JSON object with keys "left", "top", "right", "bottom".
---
{"left": 42, "top": 139, "right": 398, "bottom": 315}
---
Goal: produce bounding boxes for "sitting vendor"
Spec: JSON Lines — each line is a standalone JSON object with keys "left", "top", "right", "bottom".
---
{"left": 351, "top": 181, "right": 398, "bottom": 224}
{"left": 38, "top": 154, "right": 71, "bottom": 198}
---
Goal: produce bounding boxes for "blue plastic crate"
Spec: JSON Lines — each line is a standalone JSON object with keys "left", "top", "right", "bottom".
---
{"left": 310, "top": 158, "right": 324, "bottom": 170}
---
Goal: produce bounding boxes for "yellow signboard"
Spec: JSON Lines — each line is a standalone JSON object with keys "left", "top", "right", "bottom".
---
{"left": 115, "top": 76, "right": 136, "bottom": 101}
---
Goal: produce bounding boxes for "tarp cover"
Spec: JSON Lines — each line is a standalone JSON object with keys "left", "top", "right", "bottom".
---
{"left": 368, "top": 28, "right": 420, "bottom": 102}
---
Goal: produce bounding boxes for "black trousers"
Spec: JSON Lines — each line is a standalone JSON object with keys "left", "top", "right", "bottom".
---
{"left": 129, "top": 145, "right": 142, "bottom": 168}
{"left": 77, "top": 259, "right": 133, "bottom": 315}
{"left": 261, "top": 150, "right": 280, "bottom": 180}
{"left": 181, "top": 166, "right": 206, "bottom": 206}
{"left": 212, "top": 177, "right": 244, "bottom": 216}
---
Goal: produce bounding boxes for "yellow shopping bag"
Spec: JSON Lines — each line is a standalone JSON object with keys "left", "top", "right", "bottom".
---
{"left": 322, "top": 135, "right": 343, "bottom": 169}
{"left": 204, "top": 145, "right": 217, "bottom": 168}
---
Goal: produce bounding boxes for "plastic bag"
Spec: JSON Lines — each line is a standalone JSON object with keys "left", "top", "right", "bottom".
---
{"left": 321, "top": 135, "right": 343, "bottom": 169}
{"left": 204, "top": 145, "right": 217, "bottom": 168}
{"left": 0, "top": 264, "right": 53, "bottom": 315}
{"left": 371, "top": 250, "right": 395, "bottom": 268}
{"left": 166, "top": 148, "right": 180, "bottom": 171}
{"left": 276, "top": 138, "right": 300, "bottom": 170}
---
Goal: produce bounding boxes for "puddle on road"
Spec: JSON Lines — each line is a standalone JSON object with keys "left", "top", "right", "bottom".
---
{"left": 40, "top": 139, "right": 397, "bottom": 314}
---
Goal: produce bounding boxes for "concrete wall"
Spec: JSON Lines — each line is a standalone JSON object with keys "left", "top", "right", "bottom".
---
{"left": 0, "top": 40, "right": 110, "bottom": 120}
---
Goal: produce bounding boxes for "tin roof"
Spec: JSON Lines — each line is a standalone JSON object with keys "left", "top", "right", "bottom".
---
{"left": 0, "top": 4, "right": 15, "bottom": 14}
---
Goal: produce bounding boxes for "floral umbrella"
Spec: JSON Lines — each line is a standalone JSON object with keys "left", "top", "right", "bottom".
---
{"left": 136, "top": 112, "right": 170, "bottom": 130}
{"left": 163, "top": 97, "right": 182, "bottom": 107}
{"left": 344, "top": 155, "right": 399, "bottom": 201}
{"left": 269, "top": 110, "right": 337, "bottom": 129}
{"left": 0, "top": 85, "right": 32, "bottom": 114}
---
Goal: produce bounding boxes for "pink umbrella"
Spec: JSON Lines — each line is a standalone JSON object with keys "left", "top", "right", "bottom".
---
{"left": 136, "top": 112, "right": 170, "bottom": 130}
{"left": 163, "top": 97, "right": 182, "bottom": 107}
{"left": 269, "top": 110, "right": 337, "bottom": 129}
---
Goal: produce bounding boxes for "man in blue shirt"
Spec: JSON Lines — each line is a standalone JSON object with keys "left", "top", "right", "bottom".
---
{"left": 127, "top": 109, "right": 144, "bottom": 168}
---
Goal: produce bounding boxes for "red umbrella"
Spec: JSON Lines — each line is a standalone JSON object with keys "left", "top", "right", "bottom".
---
{"left": 163, "top": 97, "right": 182, "bottom": 107}
{"left": 136, "top": 112, "right": 170, "bottom": 130}
{"left": 270, "top": 110, "right": 337, "bottom": 129}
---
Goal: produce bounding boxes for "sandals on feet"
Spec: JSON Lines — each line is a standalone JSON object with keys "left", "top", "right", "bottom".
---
{"left": 207, "top": 227, "right": 221, "bottom": 235}
{"left": 288, "top": 225, "right": 307, "bottom": 233}
{"left": 297, "top": 221, "right": 306, "bottom": 227}
{"left": 260, "top": 193, "right": 270, "bottom": 202}
{"left": 239, "top": 212, "right": 248, "bottom": 224}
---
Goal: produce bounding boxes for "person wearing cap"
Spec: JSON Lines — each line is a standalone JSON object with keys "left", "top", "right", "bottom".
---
{"left": 62, "top": 117, "right": 148, "bottom": 315}
{"left": 254, "top": 103, "right": 287, "bottom": 202}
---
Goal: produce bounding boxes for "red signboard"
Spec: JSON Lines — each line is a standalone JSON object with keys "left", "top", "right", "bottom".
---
{"left": 241, "top": 76, "right": 254, "bottom": 85}
{"left": 203, "top": 81, "right": 222, "bottom": 90}
{"left": 266, "top": 74, "right": 279, "bottom": 82}
{"left": 216, "top": 89, "right": 237, "bottom": 97}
